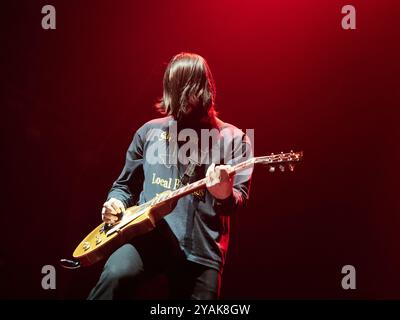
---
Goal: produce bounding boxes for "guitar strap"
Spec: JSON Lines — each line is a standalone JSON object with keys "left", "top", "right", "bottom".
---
{"left": 180, "top": 149, "right": 207, "bottom": 185}
{"left": 180, "top": 162, "right": 197, "bottom": 186}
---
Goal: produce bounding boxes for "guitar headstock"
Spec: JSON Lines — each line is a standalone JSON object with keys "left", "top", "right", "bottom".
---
{"left": 254, "top": 150, "right": 303, "bottom": 172}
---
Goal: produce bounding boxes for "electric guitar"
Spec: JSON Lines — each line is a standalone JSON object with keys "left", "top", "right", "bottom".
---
{"left": 65, "top": 151, "right": 303, "bottom": 268}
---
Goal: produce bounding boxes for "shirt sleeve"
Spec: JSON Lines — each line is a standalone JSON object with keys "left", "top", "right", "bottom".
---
{"left": 213, "top": 132, "right": 253, "bottom": 214}
{"left": 107, "top": 130, "right": 145, "bottom": 208}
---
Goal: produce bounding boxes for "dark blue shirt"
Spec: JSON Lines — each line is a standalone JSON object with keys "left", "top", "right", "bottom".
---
{"left": 107, "top": 116, "right": 252, "bottom": 271}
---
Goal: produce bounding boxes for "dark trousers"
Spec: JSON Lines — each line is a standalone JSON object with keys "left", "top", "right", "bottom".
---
{"left": 87, "top": 223, "right": 221, "bottom": 300}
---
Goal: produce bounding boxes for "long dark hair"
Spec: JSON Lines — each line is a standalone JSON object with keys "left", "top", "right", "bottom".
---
{"left": 156, "top": 53, "right": 217, "bottom": 121}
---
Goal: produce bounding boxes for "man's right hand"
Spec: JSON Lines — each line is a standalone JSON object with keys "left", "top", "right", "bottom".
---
{"left": 101, "top": 198, "right": 125, "bottom": 224}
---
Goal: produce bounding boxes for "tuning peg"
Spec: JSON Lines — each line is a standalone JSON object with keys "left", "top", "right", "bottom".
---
{"left": 269, "top": 153, "right": 274, "bottom": 163}
{"left": 279, "top": 165, "right": 285, "bottom": 172}
{"left": 269, "top": 165, "right": 275, "bottom": 173}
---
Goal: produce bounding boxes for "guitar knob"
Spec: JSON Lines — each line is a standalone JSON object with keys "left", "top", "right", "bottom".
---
{"left": 95, "top": 235, "right": 102, "bottom": 245}
{"left": 279, "top": 165, "right": 285, "bottom": 172}
{"left": 82, "top": 242, "right": 91, "bottom": 251}
{"left": 289, "top": 163, "right": 295, "bottom": 172}
{"left": 269, "top": 166, "right": 275, "bottom": 173}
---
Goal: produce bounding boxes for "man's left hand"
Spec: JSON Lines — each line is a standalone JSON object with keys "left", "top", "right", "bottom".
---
{"left": 206, "top": 163, "right": 234, "bottom": 200}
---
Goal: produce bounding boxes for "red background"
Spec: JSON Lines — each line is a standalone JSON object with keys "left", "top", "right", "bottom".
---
{"left": 2, "top": 0, "right": 399, "bottom": 299}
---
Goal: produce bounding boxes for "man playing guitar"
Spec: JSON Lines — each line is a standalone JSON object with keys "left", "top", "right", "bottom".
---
{"left": 88, "top": 53, "right": 252, "bottom": 299}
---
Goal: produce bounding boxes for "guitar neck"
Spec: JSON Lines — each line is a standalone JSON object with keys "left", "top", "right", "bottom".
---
{"left": 150, "top": 151, "right": 302, "bottom": 206}
{"left": 155, "top": 159, "right": 255, "bottom": 204}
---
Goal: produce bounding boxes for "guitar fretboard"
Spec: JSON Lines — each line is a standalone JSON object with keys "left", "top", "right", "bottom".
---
{"left": 152, "top": 158, "right": 256, "bottom": 206}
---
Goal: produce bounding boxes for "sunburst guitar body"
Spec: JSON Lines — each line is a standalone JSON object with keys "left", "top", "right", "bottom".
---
{"left": 73, "top": 191, "right": 176, "bottom": 266}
